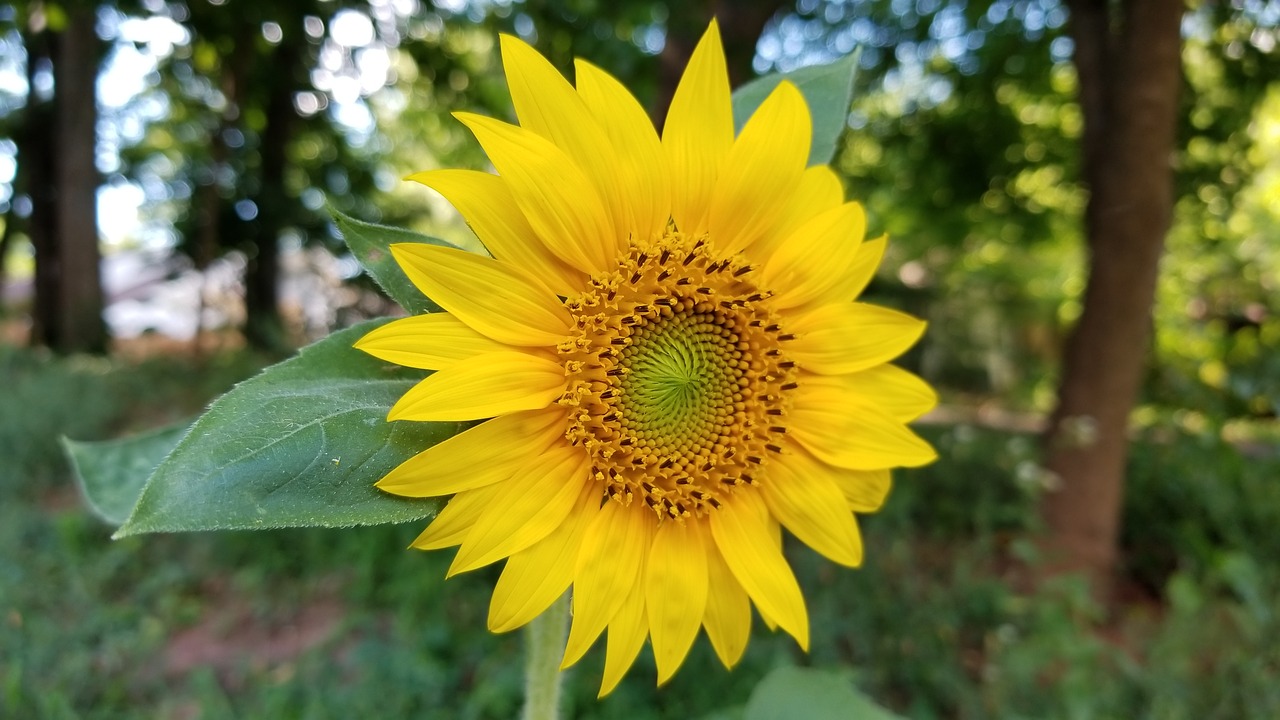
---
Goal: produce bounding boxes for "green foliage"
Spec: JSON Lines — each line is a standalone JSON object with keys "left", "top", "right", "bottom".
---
{"left": 330, "top": 207, "right": 456, "bottom": 315}
{"left": 62, "top": 211, "right": 466, "bottom": 537}
{"left": 695, "top": 666, "right": 903, "bottom": 720}
{"left": 1122, "top": 420, "right": 1280, "bottom": 593}
{"left": 0, "top": 348, "right": 131, "bottom": 492}
{"left": 732, "top": 51, "right": 860, "bottom": 166}
{"left": 469, "top": 1, "right": 670, "bottom": 109}
{"left": 741, "top": 666, "right": 903, "bottom": 720}
{"left": 101, "top": 322, "right": 456, "bottom": 536}
{"left": 1148, "top": 561, "right": 1280, "bottom": 718}
{"left": 64, "top": 421, "right": 191, "bottom": 525}
{"left": 1152, "top": 85, "right": 1280, "bottom": 418}
{"left": 0, "top": 345, "right": 261, "bottom": 495}
{"left": 883, "top": 423, "right": 1042, "bottom": 539}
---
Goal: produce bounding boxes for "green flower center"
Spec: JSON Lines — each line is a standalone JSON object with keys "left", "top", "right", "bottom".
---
{"left": 617, "top": 311, "right": 745, "bottom": 457}
{"left": 557, "top": 232, "right": 798, "bottom": 520}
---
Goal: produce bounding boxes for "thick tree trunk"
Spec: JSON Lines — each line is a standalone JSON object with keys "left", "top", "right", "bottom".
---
{"left": 52, "top": 5, "right": 106, "bottom": 352}
{"left": 1040, "top": 0, "right": 1184, "bottom": 596}
{"left": 27, "top": 5, "right": 104, "bottom": 353}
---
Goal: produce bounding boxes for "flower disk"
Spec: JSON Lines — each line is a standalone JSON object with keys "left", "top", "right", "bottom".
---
{"left": 562, "top": 234, "right": 795, "bottom": 519}
{"left": 355, "top": 19, "right": 939, "bottom": 698}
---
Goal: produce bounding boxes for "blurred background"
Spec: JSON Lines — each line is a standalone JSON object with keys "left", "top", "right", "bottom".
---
{"left": 2, "top": 0, "right": 1278, "bottom": 717}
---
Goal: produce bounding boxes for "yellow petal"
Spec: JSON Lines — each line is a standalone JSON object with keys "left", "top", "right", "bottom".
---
{"left": 787, "top": 302, "right": 926, "bottom": 375}
{"left": 409, "top": 481, "right": 509, "bottom": 550}
{"left": 804, "top": 365, "right": 938, "bottom": 422}
{"left": 844, "top": 234, "right": 887, "bottom": 302}
{"left": 646, "top": 520, "right": 708, "bottom": 685}
{"left": 562, "top": 503, "right": 656, "bottom": 669}
{"left": 500, "top": 35, "right": 631, "bottom": 254}
{"left": 388, "top": 351, "right": 564, "bottom": 422}
{"left": 663, "top": 19, "right": 733, "bottom": 235}
{"left": 708, "top": 491, "right": 809, "bottom": 651}
{"left": 390, "top": 243, "right": 570, "bottom": 347}
{"left": 789, "top": 391, "right": 937, "bottom": 470}
{"left": 769, "top": 445, "right": 894, "bottom": 512}
{"left": 761, "top": 450, "right": 863, "bottom": 567}
{"left": 575, "top": 59, "right": 671, "bottom": 245}
{"left": 756, "top": 515, "right": 784, "bottom": 632}
{"left": 599, "top": 563, "right": 649, "bottom": 698}
{"left": 488, "top": 480, "right": 602, "bottom": 633}
{"left": 377, "top": 407, "right": 567, "bottom": 497}
{"left": 836, "top": 467, "right": 893, "bottom": 513}
{"left": 355, "top": 313, "right": 508, "bottom": 371}
{"left": 449, "top": 443, "right": 589, "bottom": 575}
{"left": 751, "top": 165, "right": 845, "bottom": 260}
{"left": 708, "top": 81, "right": 810, "bottom": 257}
{"left": 702, "top": 540, "right": 751, "bottom": 669}
{"left": 455, "top": 112, "right": 615, "bottom": 274}
{"left": 406, "top": 169, "right": 585, "bottom": 295}
{"left": 760, "top": 202, "right": 867, "bottom": 309}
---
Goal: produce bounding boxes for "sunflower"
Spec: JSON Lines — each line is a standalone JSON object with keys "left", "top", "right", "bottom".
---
{"left": 355, "top": 20, "right": 937, "bottom": 695}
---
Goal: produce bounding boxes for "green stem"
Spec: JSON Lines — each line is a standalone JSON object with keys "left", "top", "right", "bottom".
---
{"left": 522, "top": 592, "right": 570, "bottom": 720}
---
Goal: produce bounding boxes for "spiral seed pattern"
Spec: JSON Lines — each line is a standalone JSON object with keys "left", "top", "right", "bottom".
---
{"left": 558, "top": 232, "right": 798, "bottom": 520}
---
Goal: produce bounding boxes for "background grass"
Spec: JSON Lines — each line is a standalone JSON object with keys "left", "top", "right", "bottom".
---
{"left": 1, "top": 344, "right": 1277, "bottom": 719}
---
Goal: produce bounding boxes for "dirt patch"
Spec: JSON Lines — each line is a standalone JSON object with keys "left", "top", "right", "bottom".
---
{"left": 163, "top": 580, "right": 347, "bottom": 685}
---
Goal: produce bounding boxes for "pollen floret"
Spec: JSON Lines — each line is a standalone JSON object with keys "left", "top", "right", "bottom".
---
{"left": 559, "top": 232, "right": 797, "bottom": 520}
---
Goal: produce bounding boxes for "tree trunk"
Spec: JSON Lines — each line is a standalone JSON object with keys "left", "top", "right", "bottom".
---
{"left": 25, "top": 24, "right": 58, "bottom": 347}
{"left": 240, "top": 33, "right": 302, "bottom": 351}
{"left": 26, "top": 5, "right": 104, "bottom": 353}
{"left": 1040, "top": 0, "right": 1184, "bottom": 597}
{"left": 52, "top": 4, "right": 106, "bottom": 352}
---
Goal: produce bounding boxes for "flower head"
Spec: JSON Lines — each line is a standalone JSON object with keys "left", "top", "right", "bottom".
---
{"left": 355, "top": 21, "right": 936, "bottom": 695}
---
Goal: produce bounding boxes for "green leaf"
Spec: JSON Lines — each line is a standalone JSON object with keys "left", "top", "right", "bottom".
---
{"left": 331, "top": 206, "right": 457, "bottom": 315}
{"left": 744, "top": 666, "right": 903, "bottom": 720}
{"left": 64, "top": 422, "right": 191, "bottom": 525}
{"left": 731, "top": 52, "right": 860, "bottom": 167}
{"left": 113, "top": 320, "right": 463, "bottom": 537}
{"left": 698, "top": 708, "right": 745, "bottom": 720}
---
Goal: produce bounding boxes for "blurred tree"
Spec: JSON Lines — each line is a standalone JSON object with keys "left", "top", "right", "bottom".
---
{"left": 130, "top": 0, "right": 345, "bottom": 349}
{"left": 1039, "top": 0, "right": 1183, "bottom": 592}
{"left": 213, "top": 1, "right": 310, "bottom": 349}
{"left": 14, "top": 0, "right": 106, "bottom": 353}
{"left": 0, "top": 9, "right": 21, "bottom": 305}
{"left": 118, "top": 0, "right": 418, "bottom": 348}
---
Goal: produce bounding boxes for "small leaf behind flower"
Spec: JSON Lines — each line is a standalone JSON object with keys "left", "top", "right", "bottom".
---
{"left": 331, "top": 206, "right": 456, "bottom": 315}
{"left": 64, "top": 422, "right": 191, "bottom": 526}
{"left": 110, "top": 320, "right": 461, "bottom": 537}
{"left": 743, "top": 666, "right": 903, "bottom": 720}
{"left": 731, "top": 51, "right": 860, "bottom": 167}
